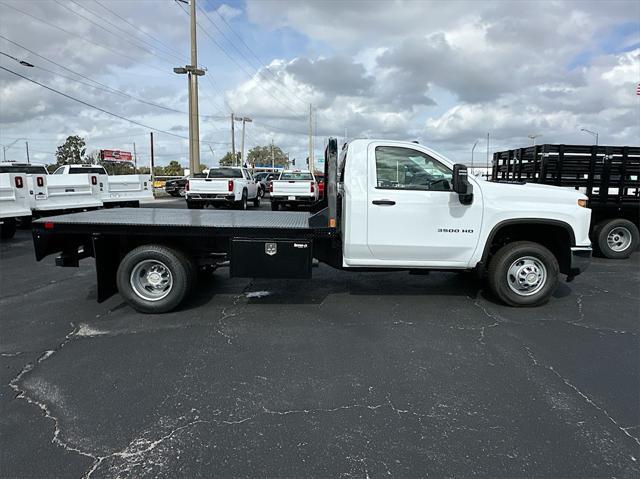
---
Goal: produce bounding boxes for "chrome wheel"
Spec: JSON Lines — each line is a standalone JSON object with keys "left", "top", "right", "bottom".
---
{"left": 506, "top": 256, "right": 547, "bottom": 297}
{"left": 130, "top": 259, "right": 173, "bottom": 301}
{"left": 607, "top": 226, "right": 632, "bottom": 252}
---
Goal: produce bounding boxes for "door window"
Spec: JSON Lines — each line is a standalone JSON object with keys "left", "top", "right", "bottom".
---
{"left": 375, "top": 146, "right": 452, "bottom": 191}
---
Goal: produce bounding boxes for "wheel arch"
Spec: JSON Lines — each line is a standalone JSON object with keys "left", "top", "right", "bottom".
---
{"left": 482, "top": 219, "right": 576, "bottom": 275}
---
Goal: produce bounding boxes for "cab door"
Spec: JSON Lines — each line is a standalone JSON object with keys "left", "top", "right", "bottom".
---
{"left": 243, "top": 169, "right": 257, "bottom": 198}
{"left": 366, "top": 143, "right": 483, "bottom": 266}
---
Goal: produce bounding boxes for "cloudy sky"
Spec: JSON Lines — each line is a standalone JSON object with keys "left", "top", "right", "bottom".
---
{"left": 0, "top": 0, "right": 638, "bottom": 168}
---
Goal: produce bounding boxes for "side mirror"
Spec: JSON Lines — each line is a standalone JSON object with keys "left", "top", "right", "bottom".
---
{"left": 452, "top": 164, "right": 473, "bottom": 205}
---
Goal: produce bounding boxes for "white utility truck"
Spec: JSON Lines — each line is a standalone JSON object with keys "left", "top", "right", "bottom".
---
{"left": 0, "top": 173, "right": 31, "bottom": 239}
{"left": 0, "top": 162, "right": 102, "bottom": 226}
{"left": 270, "top": 170, "right": 319, "bottom": 210}
{"left": 32, "top": 138, "right": 591, "bottom": 313}
{"left": 53, "top": 164, "right": 152, "bottom": 207}
{"left": 185, "top": 167, "right": 260, "bottom": 210}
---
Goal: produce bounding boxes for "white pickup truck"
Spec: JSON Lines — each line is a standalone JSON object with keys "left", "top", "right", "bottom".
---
{"left": 270, "top": 170, "right": 319, "bottom": 210}
{"left": 0, "top": 173, "right": 31, "bottom": 239}
{"left": 186, "top": 167, "right": 260, "bottom": 210}
{"left": 53, "top": 164, "right": 152, "bottom": 207}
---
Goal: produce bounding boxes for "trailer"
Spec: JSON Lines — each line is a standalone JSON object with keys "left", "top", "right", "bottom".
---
{"left": 33, "top": 138, "right": 592, "bottom": 313}
{"left": 493, "top": 145, "right": 639, "bottom": 258}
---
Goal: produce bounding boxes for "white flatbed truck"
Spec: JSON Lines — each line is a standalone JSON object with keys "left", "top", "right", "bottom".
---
{"left": 32, "top": 138, "right": 591, "bottom": 313}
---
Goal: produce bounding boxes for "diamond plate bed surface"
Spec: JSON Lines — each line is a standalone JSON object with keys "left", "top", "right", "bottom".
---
{"left": 34, "top": 208, "right": 312, "bottom": 229}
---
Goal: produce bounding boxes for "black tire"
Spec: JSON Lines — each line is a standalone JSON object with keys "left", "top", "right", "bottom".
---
{"left": 186, "top": 200, "right": 202, "bottom": 209}
{"left": 116, "top": 244, "right": 194, "bottom": 314}
{"left": 271, "top": 202, "right": 279, "bottom": 211}
{"left": 258, "top": 186, "right": 264, "bottom": 198}
{"left": 168, "top": 191, "right": 180, "bottom": 197}
{"left": 253, "top": 194, "right": 261, "bottom": 208}
{"left": 235, "top": 190, "right": 248, "bottom": 210}
{"left": 595, "top": 218, "right": 639, "bottom": 259}
{"left": 0, "top": 218, "right": 17, "bottom": 240}
{"left": 487, "top": 241, "right": 559, "bottom": 307}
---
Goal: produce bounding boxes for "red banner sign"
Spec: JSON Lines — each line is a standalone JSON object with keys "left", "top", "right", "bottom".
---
{"left": 100, "top": 149, "right": 133, "bottom": 162}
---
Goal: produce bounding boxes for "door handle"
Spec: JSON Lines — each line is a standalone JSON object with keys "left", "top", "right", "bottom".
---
{"left": 372, "top": 199, "right": 396, "bottom": 205}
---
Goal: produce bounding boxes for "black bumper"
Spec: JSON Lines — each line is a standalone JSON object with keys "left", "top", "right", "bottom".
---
{"left": 569, "top": 247, "right": 592, "bottom": 277}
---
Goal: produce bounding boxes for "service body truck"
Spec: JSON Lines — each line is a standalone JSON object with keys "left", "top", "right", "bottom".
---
{"left": 0, "top": 173, "right": 31, "bottom": 239}
{"left": 0, "top": 162, "right": 102, "bottom": 225}
{"left": 32, "top": 139, "right": 591, "bottom": 313}
{"left": 270, "top": 170, "right": 319, "bottom": 210}
{"left": 186, "top": 167, "right": 260, "bottom": 210}
{"left": 53, "top": 164, "right": 152, "bottom": 208}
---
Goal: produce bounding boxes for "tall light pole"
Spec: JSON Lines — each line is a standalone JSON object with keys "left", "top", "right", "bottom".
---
{"left": 234, "top": 116, "right": 252, "bottom": 167}
{"left": 2, "top": 137, "right": 26, "bottom": 162}
{"left": 580, "top": 128, "right": 599, "bottom": 145}
{"left": 173, "top": 0, "right": 205, "bottom": 175}
{"left": 471, "top": 140, "right": 479, "bottom": 169}
{"left": 528, "top": 134, "right": 542, "bottom": 146}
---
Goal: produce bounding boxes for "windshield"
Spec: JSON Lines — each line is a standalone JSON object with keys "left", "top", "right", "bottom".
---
{"left": 0, "top": 165, "right": 48, "bottom": 174}
{"left": 208, "top": 168, "right": 243, "bottom": 178}
{"left": 280, "top": 172, "right": 313, "bottom": 181}
{"left": 69, "top": 167, "right": 107, "bottom": 174}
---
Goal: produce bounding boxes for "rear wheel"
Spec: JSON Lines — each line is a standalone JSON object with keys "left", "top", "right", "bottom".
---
{"left": 236, "top": 190, "right": 248, "bottom": 210}
{"left": 0, "top": 218, "right": 17, "bottom": 240}
{"left": 487, "top": 241, "right": 559, "bottom": 307}
{"left": 186, "top": 200, "right": 203, "bottom": 209}
{"left": 271, "top": 202, "right": 279, "bottom": 211}
{"left": 116, "top": 244, "right": 195, "bottom": 314}
{"left": 595, "top": 218, "right": 639, "bottom": 259}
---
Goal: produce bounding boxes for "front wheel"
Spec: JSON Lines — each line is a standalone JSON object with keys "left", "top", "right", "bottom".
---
{"left": 253, "top": 194, "right": 261, "bottom": 208}
{"left": 116, "top": 244, "right": 196, "bottom": 313}
{"left": 487, "top": 241, "right": 559, "bottom": 307}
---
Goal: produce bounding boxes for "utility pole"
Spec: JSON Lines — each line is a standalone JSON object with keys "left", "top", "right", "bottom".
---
{"left": 173, "top": 0, "right": 205, "bottom": 174}
{"left": 271, "top": 139, "right": 275, "bottom": 170}
{"left": 309, "top": 104, "right": 313, "bottom": 173}
{"left": 234, "top": 116, "right": 252, "bottom": 167}
{"left": 133, "top": 142, "right": 137, "bottom": 172}
{"left": 25, "top": 141, "right": 30, "bottom": 164}
{"left": 150, "top": 132, "right": 155, "bottom": 198}
{"left": 231, "top": 112, "right": 236, "bottom": 164}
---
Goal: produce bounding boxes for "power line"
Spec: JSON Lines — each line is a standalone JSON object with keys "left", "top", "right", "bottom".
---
{"left": 92, "top": 0, "right": 189, "bottom": 62}
{"left": 197, "top": 2, "right": 308, "bottom": 110}
{"left": 0, "top": 1, "right": 168, "bottom": 75}
{"left": 0, "top": 36, "right": 227, "bottom": 120}
{"left": 204, "top": 0, "right": 309, "bottom": 107}
{"left": 174, "top": 1, "right": 304, "bottom": 117}
{"left": 0, "top": 65, "right": 229, "bottom": 145}
{"left": 61, "top": 0, "right": 186, "bottom": 65}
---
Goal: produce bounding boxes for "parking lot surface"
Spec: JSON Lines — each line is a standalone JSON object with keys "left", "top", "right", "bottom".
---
{"left": 1, "top": 198, "right": 639, "bottom": 478}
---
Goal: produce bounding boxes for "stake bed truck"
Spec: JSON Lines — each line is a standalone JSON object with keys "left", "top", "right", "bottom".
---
{"left": 32, "top": 139, "right": 592, "bottom": 313}
{"left": 493, "top": 144, "right": 639, "bottom": 258}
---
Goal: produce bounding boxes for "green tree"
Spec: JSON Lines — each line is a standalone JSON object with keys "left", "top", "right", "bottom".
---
{"left": 247, "top": 144, "right": 288, "bottom": 168}
{"left": 55, "top": 135, "right": 87, "bottom": 165}
{"left": 162, "top": 160, "right": 184, "bottom": 176}
{"left": 219, "top": 151, "right": 241, "bottom": 167}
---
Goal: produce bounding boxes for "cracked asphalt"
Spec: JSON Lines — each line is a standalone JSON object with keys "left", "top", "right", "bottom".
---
{"left": 1, "top": 198, "right": 639, "bottom": 478}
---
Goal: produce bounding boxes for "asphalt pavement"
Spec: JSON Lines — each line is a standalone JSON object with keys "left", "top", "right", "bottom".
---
{"left": 1, "top": 197, "right": 639, "bottom": 478}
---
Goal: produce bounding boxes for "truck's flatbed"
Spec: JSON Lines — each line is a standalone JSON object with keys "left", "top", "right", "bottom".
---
{"left": 31, "top": 207, "right": 338, "bottom": 242}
